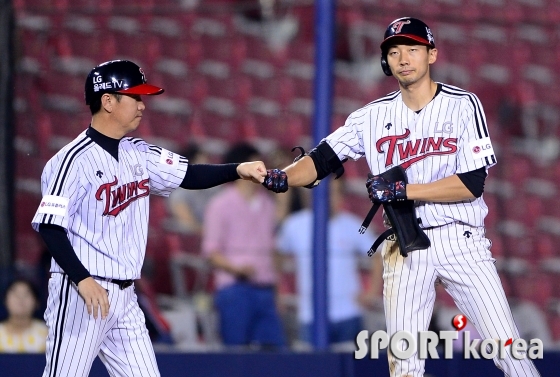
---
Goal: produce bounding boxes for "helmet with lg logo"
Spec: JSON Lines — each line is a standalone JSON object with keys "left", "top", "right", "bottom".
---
{"left": 84, "top": 60, "right": 164, "bottom": 105}
{"left": 380, "top": 17, "right": 435, "bottom": 76}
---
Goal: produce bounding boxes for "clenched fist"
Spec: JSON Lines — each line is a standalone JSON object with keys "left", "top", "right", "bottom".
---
{"left": 236, "top": 161, "right": 268, "bottom": 183}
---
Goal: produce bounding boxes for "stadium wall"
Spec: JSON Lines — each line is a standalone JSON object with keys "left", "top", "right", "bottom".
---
{"left": 0, "top": 351, "right": 558, "bottom": 377}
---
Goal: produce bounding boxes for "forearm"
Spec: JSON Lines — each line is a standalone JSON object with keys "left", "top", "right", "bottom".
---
{"left": 208, "top": 252, "right": 241, "bottom": 275}
{"left": 406, "top": 175, "right": 475, "bottom": 202}
{"left": 180, "top": 164, "right": 240, "bottom": 190}
{"left": 284, "top": 156, "right": 318, "bottom": 187}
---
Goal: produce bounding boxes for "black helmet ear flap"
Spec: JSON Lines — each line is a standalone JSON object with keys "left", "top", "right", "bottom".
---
{"left": 381, "top": 53, "right": 392, "bottom": 76}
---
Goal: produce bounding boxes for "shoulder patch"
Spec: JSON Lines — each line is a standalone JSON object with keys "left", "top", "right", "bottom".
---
{"left": 469, "top": 137, "right": 494, "bottom": 159}
{"left": 37, "top": 195, "right": 70, "bottom": 217}
{"left": 159, "top": 148, "right": 179, "bottom": 167}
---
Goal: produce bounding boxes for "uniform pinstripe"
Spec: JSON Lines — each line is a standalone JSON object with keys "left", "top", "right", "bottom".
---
{"left": 32, "top": 129, "right": 189, "bottom": 377}
{"left": 325, "top": 84, "right": 540, "bottom": 376}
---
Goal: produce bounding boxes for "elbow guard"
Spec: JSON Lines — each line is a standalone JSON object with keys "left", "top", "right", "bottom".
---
{"left": 292, "top": 141, "right": 346, "bottom": 188}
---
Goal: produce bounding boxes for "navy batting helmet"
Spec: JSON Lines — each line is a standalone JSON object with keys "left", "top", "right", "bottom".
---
{"left": 380, "top": 17, "right": 435, "bottom": 76}
{"left": 84, "top": 60, "right": 164, "bottom": 105}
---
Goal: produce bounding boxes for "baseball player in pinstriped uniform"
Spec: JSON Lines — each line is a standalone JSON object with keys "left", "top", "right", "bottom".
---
{"left": 32, "top": 60, "right": 268, "bottom": 377}
{"left": 262, "top": 18, "right": 541, "bottom": 376}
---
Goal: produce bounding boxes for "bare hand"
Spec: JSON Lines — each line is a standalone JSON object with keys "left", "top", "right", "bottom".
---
{"left": 236, "top": 161, "right": 267, "bottom": 183}
{"left": 78, "top": 277, "right": 109, "bottom": 319}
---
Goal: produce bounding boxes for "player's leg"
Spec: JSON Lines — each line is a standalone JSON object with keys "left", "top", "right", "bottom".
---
{"left": 43, "top": 274, "right": 116, "bottom": 377}
{"left": 214, "top": 282, "right": 252, "bottom": 345}
{"left": 382, "top": 239, "right": 438, "bottom": 377}
{"left": 250, "top": 285, "right": 285, "bottom": 348}
{"left": 99, "top": 284, "right": 160, "bottom": 377}
{"left": 435, "top": 224, "right": 541, "bottom": 377}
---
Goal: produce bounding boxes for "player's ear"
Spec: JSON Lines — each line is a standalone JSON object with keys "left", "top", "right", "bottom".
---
{"left": 428, "top": 48, "right": 437, "bottom": 65}
{"left": 100, "top": 93, "right": 114, "bottom": 113}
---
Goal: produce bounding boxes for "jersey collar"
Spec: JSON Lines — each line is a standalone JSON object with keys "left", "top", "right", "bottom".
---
{"left": 86, "top": 126, "right": 120, "bottom": 161}
{"left": 414, "top": 83, "right": 442, "bottom": 114}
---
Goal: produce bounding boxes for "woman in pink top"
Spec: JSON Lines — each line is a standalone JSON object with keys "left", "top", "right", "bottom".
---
{"left": 202, "top": 143, "right": 285, "bottom": 349}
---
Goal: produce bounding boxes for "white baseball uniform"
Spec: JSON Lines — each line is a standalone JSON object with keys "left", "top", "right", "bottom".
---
{"left": 32, "top": 128, "right": 188, "bottom": 377}
{"left": 325, "top": 83, "right": 540, "bottom": 376}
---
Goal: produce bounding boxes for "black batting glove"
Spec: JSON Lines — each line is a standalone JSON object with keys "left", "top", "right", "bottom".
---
{"left": 262, "top": 169, "right": 289, "bottom": 193}
{"left": 366, "top": 173, "right": 407, "bottom": 203}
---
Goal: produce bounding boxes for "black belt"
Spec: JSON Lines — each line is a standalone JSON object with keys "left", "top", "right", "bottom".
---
{"left": 92, "top": 275, "right": 134, "bottom": 290}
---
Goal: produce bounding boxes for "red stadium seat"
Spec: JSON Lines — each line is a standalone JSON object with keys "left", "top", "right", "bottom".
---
{"left": 199, "top": 110, "right": 238, "bottom": 142}
{"left": 242, "top": 35, "right": 289, "bottom": 70}
{"left": 509, "top": 272, "right": 552, "bottom": 308}
{"left": 548, "top": 313, "right": 560, "bottom": 342}
{"left": 535, "top": 234, "right": 556, "bottom": 259}
{"left": 68, "top": 0, "right": 113, "bottom": 11}
{"left": 483, "top": 193, "right": 499, "bottom": 229}
{"left": 203, "top": 36, "right": 247, "bottom": 71}
{"left": 43, "top": 109, "right": 91, "bottom": 140}
{"left": 140, "top": 110, "right": 188, "bottom": 149}
{"left": 249, "top": 75, "right": 295, "bottom": 107}
{"left": 14, "top": 191, "right": 43, "bottom": 269}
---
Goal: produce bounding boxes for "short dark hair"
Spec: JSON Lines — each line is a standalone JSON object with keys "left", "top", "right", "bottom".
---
{"left": 3, "top": 278, "right": 40, "bottom": 303}
{"left": 222, "top": 142, "right": 259, "bottom": 164}
{"left": 89, "top": 93, "right": 123, "bottom": 115}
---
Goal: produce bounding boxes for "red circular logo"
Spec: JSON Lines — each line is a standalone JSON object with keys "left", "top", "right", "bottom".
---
{"left": 41, "top": 202, "right": 45, "bottom": 207}
{"left": 166, "top": 159, "right": 173, "bottom": 165}
{"left": 452, "top": 314, "right": 467, "bottom": 331}
{"left": 472, "top": 146, "right": 481, "bottom": 154}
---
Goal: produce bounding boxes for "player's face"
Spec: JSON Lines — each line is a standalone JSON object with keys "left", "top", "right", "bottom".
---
{"left": 5, "top": 282, "right": 37, "bottom": 319}
{"left": 111, "top": 94, "right": 145, "bottom": 134}
{"left": 386, "top": 44, "right": 437, "bottom": 87}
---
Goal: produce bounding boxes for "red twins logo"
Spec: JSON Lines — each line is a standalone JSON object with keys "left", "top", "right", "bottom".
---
{"left": 95, "top": 176, "right": 150, "bottom": 216}
{"left": 472, "top": 146, "right": 481, "bottom": 153}
{"left": 41, "top": 202, "right": 45, "bottom": 207}
{"left": 166, "top": 158, "right": 173, "bottom": 165}
{"left": 392, "top": 20, "right": 411, "bottom": 34}
{"left": 376, "top": 129, "right": 458, "bottom": 168}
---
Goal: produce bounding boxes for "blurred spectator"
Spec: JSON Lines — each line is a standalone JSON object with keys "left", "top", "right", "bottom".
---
{"left": 276, "top": 178, "right": 383, "bottom": 345}
{"left": 509, "top": 298, "right": 553, "bottom": 349}
{"left": 0, "top": 279, "right": 47, "bottom": 353}
{"left": 202, "top": 142, "right": 285, "bottom": 349}
{"left": 167, "top": 143, "right": 221, "bottom": 235}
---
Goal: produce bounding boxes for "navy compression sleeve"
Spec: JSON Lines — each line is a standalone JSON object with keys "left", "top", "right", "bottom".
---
{"left": 180, "top": 163, "right": 240, "bottom": 190}
{"left": 457, "top": 167, "right": 486, "bottom": 198}
{"left": 39, "top": 224, "right": 91, "bottom": 285}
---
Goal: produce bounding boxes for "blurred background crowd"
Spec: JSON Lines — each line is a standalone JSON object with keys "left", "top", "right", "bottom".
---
{"left": 3, "top": 0, "right": 560, "bottom": 354}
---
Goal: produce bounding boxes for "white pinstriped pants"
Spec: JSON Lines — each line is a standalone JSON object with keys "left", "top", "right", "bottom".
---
{"left": 382, "top": 222, "right": 541, "bottom": 377}
{"left": 42, "top": 273, "right": 160, "bottom": 377}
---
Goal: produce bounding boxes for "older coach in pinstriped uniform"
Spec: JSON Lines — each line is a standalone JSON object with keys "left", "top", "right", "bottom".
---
{"left": 32, "top": 60, "right": 268, "bottom": 377}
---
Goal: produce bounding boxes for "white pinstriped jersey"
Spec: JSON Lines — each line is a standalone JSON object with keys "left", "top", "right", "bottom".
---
{"left": 31, "top": 129, "right": 188, "bottom": 280}
{"left": 325, "top": 83, "right": 496, "bottom": 228}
